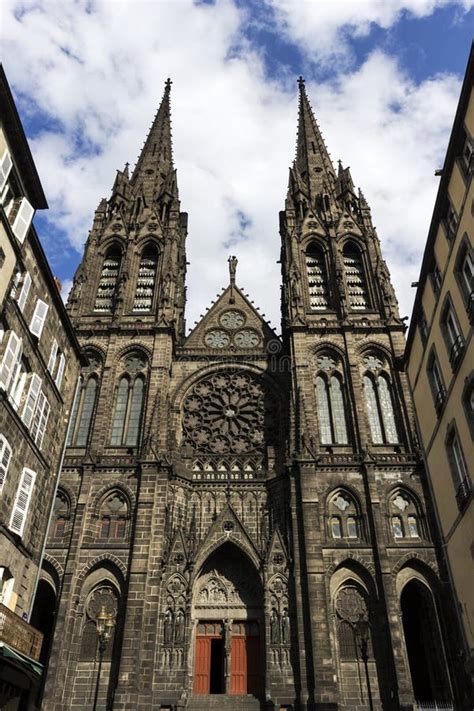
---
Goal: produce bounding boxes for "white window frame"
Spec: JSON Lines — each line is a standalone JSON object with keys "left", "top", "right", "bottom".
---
{"left": 31, "top": 391, "right": 50, "bottom": 449}
{"left": 0, "top": 149, "right": 12, "bottom": 194}
{"left": 55, "top": 353, "right": 66, "bottom": 389}
{"left": 9, "top": 467, "right": 36, "bottom": 537}
{"left": 0, "top": 434, "right": 12, "bottom": 492}
{"left": 47, "top": 339, "right": 58, "bottom": 373}
{"left": 0, "top": 331, "right": 22, "bottom": 391}
{"left": 17, "top": 272, "right": 32, "bottom": 313}
{"left": 22, "top": 373, "right": 42, "bottom": 428}
{"left": 29, "top": 299, "right": 48, "bottom": 339}
{"left": 11, "top": 197, "right": 34, "bottom": 244}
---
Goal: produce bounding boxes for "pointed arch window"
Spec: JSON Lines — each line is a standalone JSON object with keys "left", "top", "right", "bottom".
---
{"left": 133, "top": 246, "right": 158, "bottom": 312}
{"left": 328, "top": 491, "right": 362, "bottom": 540}
{"left": 99, "top": 491, "right": 128, "bottom": 539}
{"left": 362, "top": 354, "right": 399, "bottom": 445}
{"left": 343, "top": 243, "right": 369, "bottom": 310}
{"left": 389, "top": 490, "right": 423, "bottom": 540}
{"left": 68, "top": 377, "right": 98, "bottom": 447}
{"left": 94, "top": 247, "right": 121, "bottom": 312}
{"left": 306, "top": 243, "right": 330, "bottom": 310}
{"left": 315, "top": 355, "right": 349, "bottom": 445}
{"left": 51, "top": 490, "right": 70, "bottom": 539}
{"left": 110, "top": 353, "right": 147, "bottom": 447}
{"left": 80, "top": 584, "right": 118, "bottom": 660}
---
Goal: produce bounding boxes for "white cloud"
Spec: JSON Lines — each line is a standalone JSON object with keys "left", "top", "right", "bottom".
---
{"left": 0, "top": 0, "right": 463, "bottom": 332}
{"left": 265, "top": 0, "right": 474, "bottom": 64}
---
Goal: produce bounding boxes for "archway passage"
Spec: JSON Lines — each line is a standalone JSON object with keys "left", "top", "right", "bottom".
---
{"left": 192, "top": 544, "right": 264, "bottom": 697}
{"left": 30, "top": 579, "right": 56, "bottom": 665}
{"left": 401, "top": 580, "right": 451, "bottom": 702}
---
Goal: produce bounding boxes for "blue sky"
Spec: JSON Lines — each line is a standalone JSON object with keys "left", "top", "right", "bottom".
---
{"left": 2, "top": 0, "right": 473, "bottom": 331}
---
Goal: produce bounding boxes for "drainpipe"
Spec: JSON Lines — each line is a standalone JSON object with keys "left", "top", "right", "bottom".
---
{"left": 27, "top": 375, "right": 81, "bottom": 621}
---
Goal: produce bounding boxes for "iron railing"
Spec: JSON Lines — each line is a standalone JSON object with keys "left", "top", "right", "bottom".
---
{"left": 456, "top": 476, "right": 472, "bottom": 511}
{"left": 0, "top": 603, "right": 43, "bottom": 660}
{"left": 415, "top": 703, "right": 454, "bottom": 710}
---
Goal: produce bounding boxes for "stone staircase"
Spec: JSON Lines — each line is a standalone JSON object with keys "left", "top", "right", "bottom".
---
{"left": 187, "top": 694, "right": 262, "bottom": 710}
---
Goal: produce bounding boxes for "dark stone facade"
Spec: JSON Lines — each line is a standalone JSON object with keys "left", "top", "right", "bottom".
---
{"left": 41, "top": 79, "right": 469, "bottom": 710}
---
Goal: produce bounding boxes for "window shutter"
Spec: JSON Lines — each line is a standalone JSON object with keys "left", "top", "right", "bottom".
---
{"left": 55, "top": 353, "right": 66, "bottom": 389}
{"left": 47, "top": 339, "right": 58, "bottom": 373}
{"left": 29, "top": 299, "right": 49, "bottom": 338}
{"left": 9, "top": 467, "right": 36, "bottom": 537}
{"left": 22, "top": 374, "right": 42, "bottom": 428}
{"left": 11, "top": 197, "right": 34, "bottom": 243}
{"left": 0, "top": 150, "right": 12, "bottom": 193}
{"left": 0, "top": 435, "right": 12, "bottom": 492}
{"left": 0, "top": 331, "right": 22, "bottom": 391}
{"left": 17, "top": 273, "right": 32, "bottom": 313}
{"left": 9, "top": 272, "right": 21, "bottom": 299}
{"left": 31, "top": 392, "right": 50, "bottom": 448}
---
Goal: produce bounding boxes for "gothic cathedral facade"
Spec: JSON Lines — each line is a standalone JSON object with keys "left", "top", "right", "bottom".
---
{"left": 41, "top": 79, "right": 466, "bottom": 710}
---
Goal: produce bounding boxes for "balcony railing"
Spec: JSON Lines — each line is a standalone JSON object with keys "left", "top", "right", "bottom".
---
{"left": 448, "top": 334, "right": 464, "bottom": 370}
{"left": 468, "top": 291, "right": 474, "bottom": 325}
{"left": 434, "top": 388, "right": 446, "bottom": 417}
{"left": 456, "top": 476, "right": 472, "bottom": 511}
{"left": 0, "top": 603, "right": 43, "bottom": 661}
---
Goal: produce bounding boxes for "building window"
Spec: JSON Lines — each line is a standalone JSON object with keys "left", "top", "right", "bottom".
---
{"left": 441, "top": 298, "right": 464, "bottom": 370}
{"left": 314, "top": 354, "right": 349, "bottom": 445}
{"left": 110, "top": 353, "right": 147, "bottom": 447}
{"left": 94, "top": 247, "right": 121, "bottom": 312}
{"left": 30, "top": 390, "right": 50, "bottom": 449}
{"left": 335, "top": 586, "right": 372, "bottom": 660}
{"left": 306, "top": 243, "right": 330, "bottom": 310}
{"left": 80, "top": 585, "right": 118, "bottom": 661}
{"left": 389, "top": 490, "right": 422, "bottom": 540}
{"left": 362, "top": 354, "right": 399, "bottom": 445}
{"left": 427, "top": 349, "right": 446, "bottom": 417}
{"left": 0, "top": 149, "right": 13, "bottom": 194}
{"left": 455, "top": 239, "right": 473, "bottom": 319}
{"left": 419, "top": 307, "right": 429, "bottom": 345}
{"left": 16, "top": 272, "right": 31, "bottom": 312}
{"left": 9, "top": 467, "right": 36, "bottom": 537}
{"left": 343, "top": 243, "right": 369, "bottom": 311}
{"left": 462, "top": 373, "right": 474, "bottom": 438}
{"left": 0, "top": 434, "right": 12, "bottom": 492}
{"left": 0, "top": 330, "right": 22, "bottom": 391}
{"left": 68, "top": 376, "right": 98, "bottom": 447}
{"left": 133, "top": 246, "right": 158, "bottom": 311}
{"left": 51, "top": 490, "right": 70, "bottom": 539}
{"left": 328, "top": 490, "right": 362, "bottom": 540}
{"left": 445, "top": 203, "right": 458, "bottom": 241}
{"left": 430, "top": 263, "right": 442, "bottom": 296}
{"left": 446, "top": 424, "right": 471, "bottom": 511}
{"left": 29, "top": 299, "right": 49, "bottom": 339}
{"left": 461, "top": 135, "right": 473, "bottom": 174}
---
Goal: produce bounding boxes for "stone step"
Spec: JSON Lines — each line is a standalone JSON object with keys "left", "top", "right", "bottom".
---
{"left": 186, "top": 694, "right": 262, "bottom": 710}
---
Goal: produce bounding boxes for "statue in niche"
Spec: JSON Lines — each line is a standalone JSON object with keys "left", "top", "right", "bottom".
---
{"left": 290, "top": 266, "right": 302, "bottom": 306}
{"left": 270, "top": 609, "right": 280, "bottom": 644}
{"left": 164, "top": 609, "right": 174, "bottom": 644}
{"left": 281, "top": 608, "right": 290, "bottom": 644}
{"left": 174, "top": 609, "right": 185, "bottom": 643}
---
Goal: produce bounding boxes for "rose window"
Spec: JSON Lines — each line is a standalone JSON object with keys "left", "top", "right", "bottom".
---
{"left": 182, "top": 371, "right": 277, "bottom": 455}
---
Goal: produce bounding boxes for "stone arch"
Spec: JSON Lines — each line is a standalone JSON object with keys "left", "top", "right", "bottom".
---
{"left": 193, "top": 534, "right": 261, "bottom": 581}
{"left": 43, "top": 553, "right": 64, "bottom": 582}
{"left": 81, "top": 344, "right": 106, "bottom": 364}
{"left": 310, "top": 340, "right": 346, "bottom": 360}
{"left": 393, "top": 555, "right": 439, "bottom": 587}
{"left": 40, "top": 557, "right": 62, "bottom": 597}
{"left": 74, "top": 554, "right": 127, "bottom": 596}
{"left": 91, "top": 482, "right": 135, "bottom": 517}
{"left": 113, "top": 343, "right": 152, "bottom": 365}
{"left": 97, "top": 237, "right": 126, "bottom": 257}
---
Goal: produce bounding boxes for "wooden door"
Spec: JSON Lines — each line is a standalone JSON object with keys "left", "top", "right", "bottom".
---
{"left": 194, "top": 636, "right": 210, "bottom": 694}
{"left": 230, "top": 635, "right": 247, "bottom": 694}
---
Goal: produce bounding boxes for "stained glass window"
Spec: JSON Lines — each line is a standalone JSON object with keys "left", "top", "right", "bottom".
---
{"left": 111, "top": 377, "right": 129, "bottom": 445}
{"left": 343, "top": 244, "right": 369, "bottom": 310}
{"left": 306, "top": 244, "right": 330, "bottom": 310}
{"left": 390, "top": 490, "right": 422, "bottom": 540}
{"left": 68, "top": 377, "right": 98, "bottom": 447}
{"left": 331, "top": 516, "right": 342, "bottom": 538}
{"left": 316, "top": 373, "right": 348, "bottom": 445}
{"left": 125, "top": 378, "right": 144, "bottom": 446}
{"left": 99, "top": 492, "right": 128, "bottom": 539}
{"left": 133, "top": 247, "right": 158, "bottom": 311}
{"left": 110, "top": 355, "right": 146, "bottom": 447}
{"left": 378, "top": 375, "right": 399, "bottom": 443}
{"left": 95, "top": 248, "right": 121, "bottom": 312}
{"left": 316, "top": 376, "right": 332, "bottom": 444}
{"left": 391, "top": 515, "right": 404, "bottom": 538}
{"left": 364, "top": 376, "right": 383, "bottom": 444}
{"left": 407, "top": 515, "right": 419, "bottom": 538}
{"left": 330, "top": 376, "right": 348, "bottom": 444}
{"left": 347, "top": 516, "right": 358, "bottom": 538}
{"left": 329, "top": 491, "right": 361, "bottom": 540}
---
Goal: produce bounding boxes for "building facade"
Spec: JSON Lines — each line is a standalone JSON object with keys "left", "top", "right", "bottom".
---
{"left": 41, "top": 78, "right": 470, "bottom": 711}
{"left": 405, "top": 46, "right": 473, "bottom": 688}
{"left": 0, "top": 66, "right": 82, "bottom": 709}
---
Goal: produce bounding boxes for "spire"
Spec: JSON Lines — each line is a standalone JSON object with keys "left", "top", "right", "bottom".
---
{"left": 294, "top": 76, "right": 335, "bottom": 198}
{"left": 130, "top": 78, "right": 175, "bottom": 203}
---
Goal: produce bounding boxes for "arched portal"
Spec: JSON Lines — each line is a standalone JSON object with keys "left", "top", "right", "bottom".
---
{"left": 401, "top": 580, "right": 452, "bottom": 703}
{"left": 192, "top": 543, "right": 264, "bottom": 698}
{"left": 30, "top": 579, "right": 57, "bottom": 665}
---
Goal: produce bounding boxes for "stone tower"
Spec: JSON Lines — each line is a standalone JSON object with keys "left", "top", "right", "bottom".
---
{"left": 41, "top": 79, "right": 466, "bottom": 710}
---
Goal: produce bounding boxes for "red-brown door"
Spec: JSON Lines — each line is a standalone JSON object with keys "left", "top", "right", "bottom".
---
{"left": 194, "top": 636, "right": 211, "bottom": 694}
{"left": 230, "top": 635, "right": 247, "bottom": 694}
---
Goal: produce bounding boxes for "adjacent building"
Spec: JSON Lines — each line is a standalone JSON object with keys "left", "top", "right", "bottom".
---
{"left": 39, "top": 76, "right": 470, "bottom": 711}
{"left": 405, "top": 45, "right": 473, "bottom": 688}
{"left": 0, "top": 65, "right": 82, "bottom": 709}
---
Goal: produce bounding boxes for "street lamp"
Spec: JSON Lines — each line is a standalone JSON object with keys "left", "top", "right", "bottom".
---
{"left": 354, "top": 615, "right": 374, "bottom": 711}
{"left": 92, "top": 604, "right": 115, "bottom": 711}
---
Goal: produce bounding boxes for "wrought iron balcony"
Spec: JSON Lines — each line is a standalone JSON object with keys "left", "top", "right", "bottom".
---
{"left": 468, "top": 291, "right": 474, "bottom": 324}
{"left": 456, "top": 476, "right": 472, "bottom": 511}
{"left": 448, "top": 334, "right": 464, "bottom": 370}
{"left": 434, "top": 388, "right": 446, "bottom": 416}
{"left": 0, "top": 603, "right": 43, "bottom": 661}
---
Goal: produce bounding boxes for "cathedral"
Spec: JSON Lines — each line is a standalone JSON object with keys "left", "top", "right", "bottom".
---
{"left": 40, "top": 78, "right": 465, "bottom": 710}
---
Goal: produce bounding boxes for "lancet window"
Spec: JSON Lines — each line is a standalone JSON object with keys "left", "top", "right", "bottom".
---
{"left": 94, "top": 247, "right": 121, "bottom": 312}
{"left": 328, "top": 490, "right": 362, "bottom": 540}
{"left": 362, "top": 353, "right": 399, "bottom": 445}
{"left": 110, "top": 352, "right": 147, "bottom": 447}
{"left": 389, "top": 490, "right": 422, "bottom": 540}
{"left": 99, "top": 491, "right": 128, "bottom": 539}
{"left": 133, "top": 246, "right": 158, "bottom": 312}
{"left": 67, "top": 352, "right": 102, "bottom": 448}
{"left": 315, "top": 354, "right": 349, "bottom": 445}
{"left": 80, "top": 584, "right": 118, "bottom": 661}
{"left": 343, "top": 243, "right": 369, "bottom": 311}
{"left": 306, "top": 243, "right": 330, "bottom": 310}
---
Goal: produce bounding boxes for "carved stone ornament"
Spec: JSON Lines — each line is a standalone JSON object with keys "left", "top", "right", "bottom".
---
{"left": 195, "top": 569, "right": 259, "bottom": 608}
{"left": 317, "top": 355, "right": 336, "bottom": 372}
{"left": 333, "top": 494, "right": 350, "bottom": 512}
{"left": 363, "top": 354, "right": 384, "bottom": 372}
{"left": 393, "top": 494, "right": 409, "bottom": 511}
{"left": 335, "top": 587, "right": 367, "bottom": 623}
{"left": 86, "top": 586, "right": 118, "bottom": 621}
{"left": 182, "top": 371, "right": 277, "bottom": 456}
{"left": 219, "top": 310, "right": 245, "bottom": 329}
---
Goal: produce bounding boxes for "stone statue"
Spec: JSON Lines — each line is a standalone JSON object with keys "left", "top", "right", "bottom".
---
{"left": 174, "top": 609, "right": 185, "bottom": 643}
{"left": 270, "top": 609, "right": 280, "bottom": 644}
{"left": 164, "top": 609, "right": 174, "bottom": 644}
